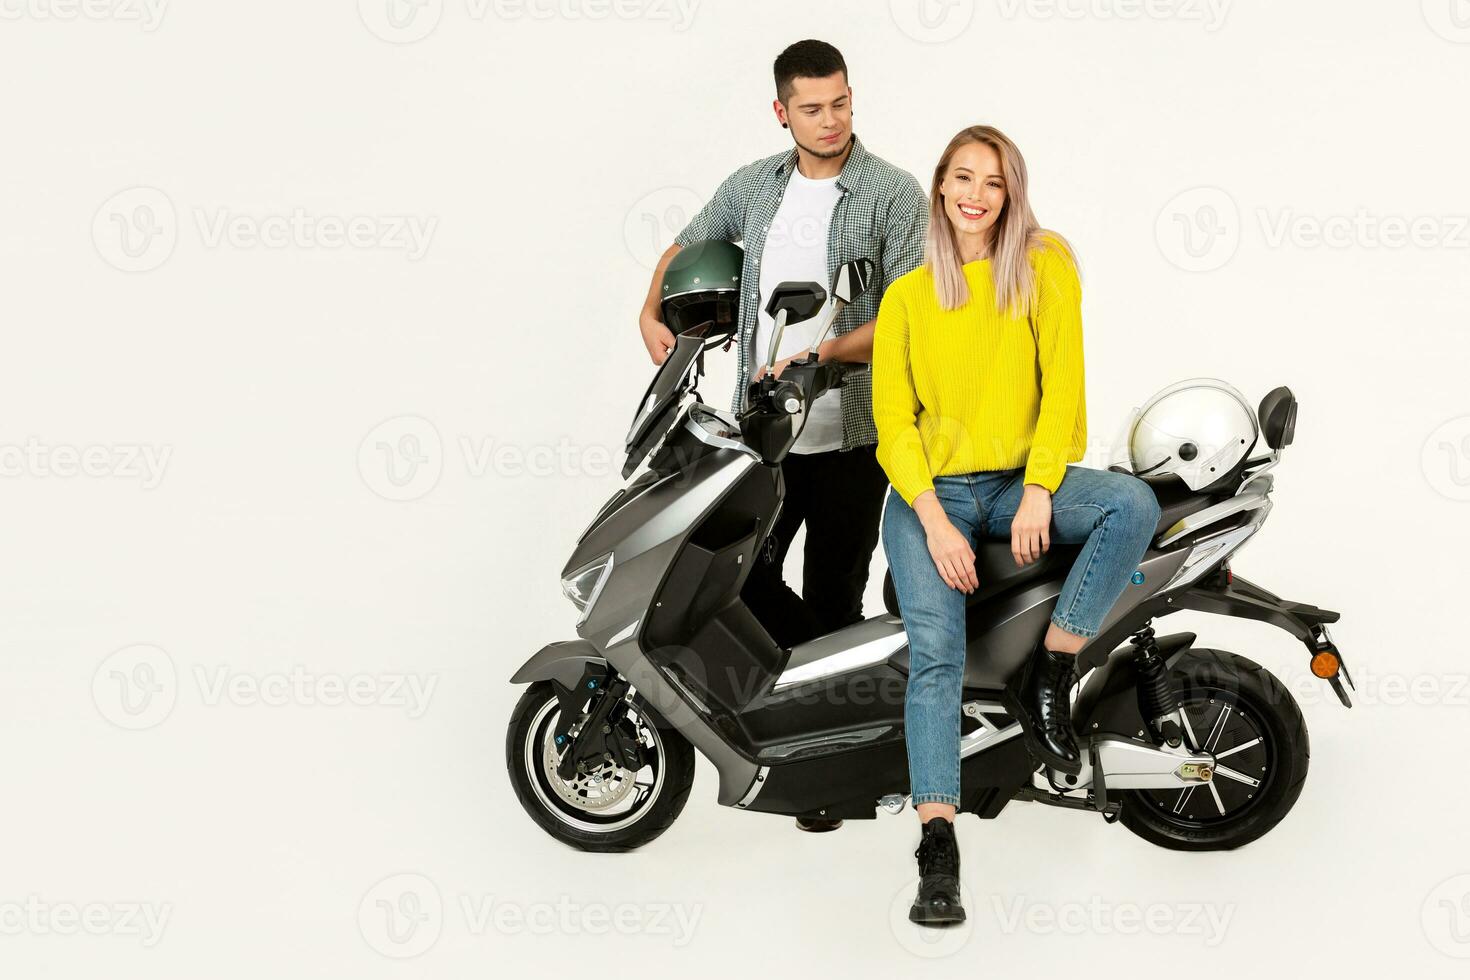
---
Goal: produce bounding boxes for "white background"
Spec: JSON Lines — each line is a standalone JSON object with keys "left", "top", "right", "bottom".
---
{"left": 2, "top": 0, "right": 1469, "bottom": 974}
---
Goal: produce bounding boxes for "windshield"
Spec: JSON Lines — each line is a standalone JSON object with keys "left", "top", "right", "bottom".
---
{"left": 623, "top": 333, "right": 704, "bottom": 478}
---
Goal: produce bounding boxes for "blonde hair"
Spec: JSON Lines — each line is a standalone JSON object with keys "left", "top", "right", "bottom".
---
{"left": 924, "top": 125, "right": 1076, "bottom": 314}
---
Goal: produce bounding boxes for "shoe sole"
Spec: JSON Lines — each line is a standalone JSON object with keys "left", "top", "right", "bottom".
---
{"left": 909, "top": 904, "right": 967, "bottom": 925}
{"left": 1000, "top": 687, "right": 1084, "bottom": 776}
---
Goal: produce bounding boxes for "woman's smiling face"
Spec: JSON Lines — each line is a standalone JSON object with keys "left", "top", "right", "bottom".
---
{"left": 941, "top": 141, "right": 1007, "bottom": 249}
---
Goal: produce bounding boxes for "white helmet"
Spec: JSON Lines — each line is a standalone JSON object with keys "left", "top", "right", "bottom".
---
{"left": 1118, "top": 379, "right": 1258, "bottom": 491}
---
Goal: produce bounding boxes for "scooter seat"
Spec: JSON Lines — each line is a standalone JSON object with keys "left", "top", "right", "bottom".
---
{"left": 881, "top": 540, "right": 1081, "bottom": 617}
{"left": 879, "top": 472, "right": 1233, "bottom": 618}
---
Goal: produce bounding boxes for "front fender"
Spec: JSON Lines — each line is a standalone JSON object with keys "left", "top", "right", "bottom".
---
{"left": 510, "top": 639, "right": 605, "bottom": 690}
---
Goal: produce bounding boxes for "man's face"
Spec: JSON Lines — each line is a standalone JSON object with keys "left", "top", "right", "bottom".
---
{"left": 773, "top": 73, "right": 852, "bottom": 159}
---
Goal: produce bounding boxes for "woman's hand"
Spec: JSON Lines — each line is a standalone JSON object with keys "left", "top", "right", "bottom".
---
{"left": 1012, "top": 484, "right": 1052, "bottom": 566}
{"left": 913, "top": 493, "right": 978, "bottom": 593}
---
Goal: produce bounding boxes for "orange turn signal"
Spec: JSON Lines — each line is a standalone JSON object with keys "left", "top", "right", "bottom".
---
{"left": 1310, "top": 650, "right": 1340, "bottom": 679}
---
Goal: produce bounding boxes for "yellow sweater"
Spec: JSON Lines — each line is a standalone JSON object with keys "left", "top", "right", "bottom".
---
{"left": 873, "top": 241, "right": 1087, "bottom": 504}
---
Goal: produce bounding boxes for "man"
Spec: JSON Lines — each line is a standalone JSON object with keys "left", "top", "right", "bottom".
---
{"left": 636, "top": 40, "right": 926, "bottom": 831}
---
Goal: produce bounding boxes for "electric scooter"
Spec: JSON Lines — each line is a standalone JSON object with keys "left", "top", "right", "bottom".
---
{"left": 506, "top": 258, "right": 1350, "bottom": 852}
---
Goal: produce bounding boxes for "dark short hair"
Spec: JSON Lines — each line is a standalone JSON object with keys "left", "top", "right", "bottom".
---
{"left": 773, "top": 40, "right": 848, "bottom": 104}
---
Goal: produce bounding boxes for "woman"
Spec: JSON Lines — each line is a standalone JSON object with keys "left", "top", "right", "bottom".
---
{"left": 872, "top": 125, "right": 1161, "bottom": 926}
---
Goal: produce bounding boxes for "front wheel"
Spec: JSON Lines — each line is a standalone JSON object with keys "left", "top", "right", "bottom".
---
{"left": 506, "top": 680, "right": 695, "bottom": 852}
{"left": 1119, "top": 649, "right": 1309, "bottom": 851}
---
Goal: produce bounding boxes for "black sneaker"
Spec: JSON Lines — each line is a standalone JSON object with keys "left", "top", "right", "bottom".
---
{"left": 909, "top": 818, "right": 965, "bottom": 926}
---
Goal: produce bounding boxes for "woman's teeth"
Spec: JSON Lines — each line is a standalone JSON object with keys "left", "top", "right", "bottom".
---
{"left": 958, "top": 204, "right": 986, "bottom": 219}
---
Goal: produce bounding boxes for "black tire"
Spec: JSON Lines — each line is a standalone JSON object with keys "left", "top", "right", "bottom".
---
{"left": 506, "top": 680, "right": 695, "bottom": 852}
{"left": 1118, "top": 649, "right": 1309, "bottom": 852}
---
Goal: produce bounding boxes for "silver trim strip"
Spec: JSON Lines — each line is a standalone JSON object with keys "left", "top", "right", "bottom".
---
{"left": 734, "top": 766, "right": 770, "bottom": 809}
{"left": 685, "top": 406, "right": 760, "bottom": 461}
{"left": 772, "top": 630, "right": 910, "bottom": 692}
{"left": 607, "top": 619, "right": 640, "bottom": 647}
{"left": 1158, "top": 492, "right": 1271, "bottom": 548}
{"left": 959, "top": 701, "right": 1023, "bottom": 759}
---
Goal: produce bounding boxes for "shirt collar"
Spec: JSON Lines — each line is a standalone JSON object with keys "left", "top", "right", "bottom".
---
{"left": 776, "top": 133, "right": 867, "bottom": 192}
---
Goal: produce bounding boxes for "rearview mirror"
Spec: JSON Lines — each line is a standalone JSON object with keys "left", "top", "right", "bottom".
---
{"left": 763, "top": 281, "right": 827, "bottom": 323}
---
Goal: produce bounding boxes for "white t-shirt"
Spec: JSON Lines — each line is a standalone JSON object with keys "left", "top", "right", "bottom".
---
{"left": 753, "top": 169, "right": 844, "bottom": 454}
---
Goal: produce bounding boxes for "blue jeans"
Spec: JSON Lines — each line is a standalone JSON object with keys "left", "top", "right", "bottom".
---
{"left": 881, "top": 465, "right": 1161, "bottom": 807}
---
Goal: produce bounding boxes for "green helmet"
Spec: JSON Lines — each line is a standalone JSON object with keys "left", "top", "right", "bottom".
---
{"left": 661, "top": 239, "right": 743, "bottom": 336}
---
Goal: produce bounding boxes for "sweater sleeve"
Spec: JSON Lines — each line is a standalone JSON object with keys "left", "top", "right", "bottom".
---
{"left": 873, "top": 280, "right": 935, "bottom": 505}
{"left": 1023, "top": 245, "right": 1087, "bottom": 493}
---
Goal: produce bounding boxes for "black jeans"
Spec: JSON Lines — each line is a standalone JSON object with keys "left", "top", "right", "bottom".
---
{"left": 741, "top": 444, "right": 891, "bottom": 649}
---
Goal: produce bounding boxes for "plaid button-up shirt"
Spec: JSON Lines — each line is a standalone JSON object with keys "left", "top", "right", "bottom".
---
{"left": 674, "top": 135, "right": 927, "bottom": 449}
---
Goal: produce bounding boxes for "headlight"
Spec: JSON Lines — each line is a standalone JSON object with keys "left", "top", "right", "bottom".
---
{"left": 560, "top": 554, "right": 614, "bottom": 624}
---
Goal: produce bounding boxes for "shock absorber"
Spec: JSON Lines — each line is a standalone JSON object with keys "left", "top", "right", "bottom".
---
{"left": 1132, "top": 627, "right": 1182, "bottom": 746}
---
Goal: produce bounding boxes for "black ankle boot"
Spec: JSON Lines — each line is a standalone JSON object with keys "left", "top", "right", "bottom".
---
{"left": 909, "top": 818, "right": 965, "bottom": 926}
{"left": 1003, "top": 644, "right": 1083, "bottom": 775}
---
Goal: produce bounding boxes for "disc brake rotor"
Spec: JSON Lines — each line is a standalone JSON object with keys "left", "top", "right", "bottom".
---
{"left": 541, "top": 720, "right": 642, "bottom": 813}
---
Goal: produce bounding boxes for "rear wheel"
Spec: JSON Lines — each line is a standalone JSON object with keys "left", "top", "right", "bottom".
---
{"left": 1119, "top": 649, "right": 1309, "bottom": 851}
{"left": 507, "top": 680, "right": 695, "bottom": 852}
